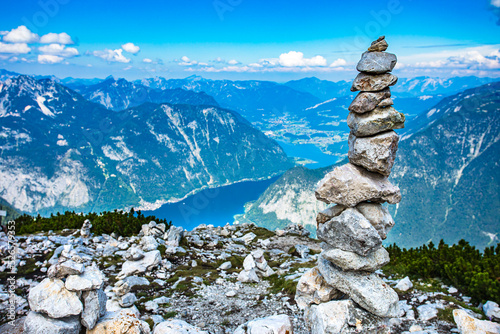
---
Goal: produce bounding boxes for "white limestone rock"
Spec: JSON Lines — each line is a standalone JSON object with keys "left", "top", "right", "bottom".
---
{"left": 317, "top": 208, "right": 382, "bottom": 256}
{"left": 348, "top": 131, "right": 399, "bottom": 176}
{"left": 322, "top": 246, "right": 390, "bottom": 272}
{"left": 295, "top": 267, "right": 341, "bottom": 310}
{"left": 28, "top": 278, "right": 83, "bottom": 319}
{"left": 23, "top": 311, "right": 81, "bottom": 334}
{"left": 81, "top": 289, "right": 107, "bottom": 330}
{"left": 317, "top": 255, "right": 399, "bottom": 318}
{"left": 355, "top": 202, "right": 395, "bottom": 240}
{"left": 316, "top": 163, "right": 401, "bottom": 207}
{"left": 453, "top": 309, "right": 500, "bottom": 334}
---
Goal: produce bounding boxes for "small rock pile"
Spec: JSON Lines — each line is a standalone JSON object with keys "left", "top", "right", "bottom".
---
{"left": 237, "top": 249, "right": 275, "bottom": 283}
{"left": 297, "top": 36, "right": 404, "bottom": 332}
{"left": 24, "top": 244, "right": 107, "bottom": 333}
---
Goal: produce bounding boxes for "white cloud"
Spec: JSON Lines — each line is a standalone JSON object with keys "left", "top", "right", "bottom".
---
{"left": 122, "top": 42, "right": 140, "bottom": 54}
{"left": 179, "top": 56, "right": 198, "bottom": 66}
{"left": 40, "top": 32, "right": 74, "bottom": 44}
{"left": 143, "top": 58, "right": 152, "bottom": 63}
{"left": 3, "top": 26, "right": 39, "bottom": 43}
{"left": 330, "top": 58, "right": 347, "bottom": 67}
{"left": 278, "top": 51, "right": 327, "bottom": 67}
{"left": 93, "top": 49, "right": 130, "bottom": 63}
{"left": 38, "top": 54, "right": 64, "bottom": 64}
{"left": 406, "top": 47, "right": 500, "bottom": 71}
{"left": 39, "top": 44, "right": 79, "bottom": 57}
{"left": 0, "top": 42, "right": 31, "bottom": 54}
{"left": 492, "top": 0, "right": 500, "bottom": 7}
{"left": 228, "top": 59, "right": 239, "bottom": 65}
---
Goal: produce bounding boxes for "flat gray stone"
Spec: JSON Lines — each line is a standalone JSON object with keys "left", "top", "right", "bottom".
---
{"left": 317, "top": 208, "right": 382, "bottom": 256}
{"left": 322, "top": 245, "right": 390, "bottom": 272}
{"left": 348, "top": 131, "right": 399, "bottom": 176}
{"left": 316, "top": 205, "right": 347, "bottom": 225}
{"left": 23, "top": 311, "right": 81, "bottom": 334}
{"left": 348, "top": 89, "right": 391, "bottom": 114}
{"left": 307, "top": 300, "right": 381, "bottom": 334}
{"left": 315, "top": 163, "right": 401, "bottom": 207}
{"left": 317, "top": 255, "right": 400, "bottom": 318}
{"left": 347, "top": 106, "right": 405, "bottom": 137}
{"left": 357, "top": 52, "right": 397, "bottom": 74}
{"left": 351, "top": 73, "right": 398, "bottom": 92}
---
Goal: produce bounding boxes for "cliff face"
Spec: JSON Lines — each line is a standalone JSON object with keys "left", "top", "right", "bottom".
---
{"left": 0, "top": 76, "right": 292, "bottom": 215}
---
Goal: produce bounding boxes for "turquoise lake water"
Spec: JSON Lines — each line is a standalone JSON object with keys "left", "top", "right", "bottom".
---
{"left": 142, "top": 176, "right": 280, "bottom": 231}
{"left": 144, "top": 140, "right": 335, "bottom": 230}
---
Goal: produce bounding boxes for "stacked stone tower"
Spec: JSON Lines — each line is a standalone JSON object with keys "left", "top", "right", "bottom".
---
{"left": 296, "top": 36, "right": 404, "bottom": 332}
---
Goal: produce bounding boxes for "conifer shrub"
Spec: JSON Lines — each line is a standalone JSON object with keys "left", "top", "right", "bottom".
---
{"left": 385, "top": 239, "right": 500, "bottom": 304}
{"left": 14, "top": 208, "right": 171, "bottom": 237}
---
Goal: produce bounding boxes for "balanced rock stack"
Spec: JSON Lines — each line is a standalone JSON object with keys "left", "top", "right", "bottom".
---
{"left": 297, "top": 36, "right": 404, "bottom": 332}
{"left": 24, "top": 245, "right": 107, "bottom": 333}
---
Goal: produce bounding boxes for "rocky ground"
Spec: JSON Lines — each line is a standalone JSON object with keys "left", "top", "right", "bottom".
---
{"left": 0, "top": 222, "right": 498, "bottom": 333}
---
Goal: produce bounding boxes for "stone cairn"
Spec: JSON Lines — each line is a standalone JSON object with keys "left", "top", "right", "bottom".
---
{"left": 296, "top": 36, "right": 405, "bottom": 332}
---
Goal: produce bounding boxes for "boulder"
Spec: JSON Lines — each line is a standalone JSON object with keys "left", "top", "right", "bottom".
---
{"left": 395, "top": 277, "right": 413, "bottom": 292}
{"left": 124, "top": 247, "right": 146, "bottom": 261}
{"left": 348, "top": 131, "right": 399, "bottom": 176}
{"left": 218, "top": 261, "right": 232, "bottom": 270}
{"left": 295, "top": 267, "right": 341, "bottom": 310}
{"left": 240, "top": 232, "right": 257, "bottom": 245}
{"left": 234, "top": 314, "right": 293, "bottom": 334}
{"left": 351, "top": 73, "right": 398, "bottom": 92}
{"left": 453, "top": 309, "right": 500, "bottom": 334}
{"left": 317, "top": 255, "right": 399, "bottom": 318}
{"left": 484, "top": 301, "right": 500, "bottom": 320}
{"left": 237, "top": 268, "right": 260, "bottom": 283}
{"left": 347, "top": 107, "right": 405, "bottom": 137}
{"left": 28, "top": 278, "right": 83, "bottom": 319}
{"left": 23, "top": 311, "right": 81, "bottom": 334}
{"left": 87, "top": 309, "right": 150, "bottom": 334}
{"left": 355, "top": 202, "right": 395, "bottom": 240}
{"left": 316, "top": 205, "right": 346, "bottom": 225}
{"left": 322, "top": 246, "right": 390, "bottom": 272}
{"left": 118, "top": 250, "right": 161, "bottom": 279}
{"left": 368, "top": 36, "right": 388, "bottom": 52}
{"left": 65, "top": 263, "right": 105, "bottom": 292}
{"left": 356, "top": 52, "right": 397, "bottom": 74}
{"left": 142, "top": 221, "right": 166, "bottom": 237}
{"left": 153, "top": 319, "right": 208, "bottom": 333}
{"left": 307, "top": 300, "right": 381, "bottom": 334}
{"left": 141, "top": 236, "right": 159, "bottom": 251}
{"left": 315, "top": 163, "right": 401, "bottom": 207}
{"left": 81, "top": 289, "right": 107, "bottom": 330}
{"left": 164, "top": 225, "right": 184, "bottom": 246}
{"left": 317, "top": 208, "right": 382, "bottom": 256}
{"left": 348, "top": 89, "right": 391, "bottom": 114}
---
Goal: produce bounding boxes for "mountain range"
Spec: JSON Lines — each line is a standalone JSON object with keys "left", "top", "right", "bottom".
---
{"left": 0, "top": 75, "right": 292, "bottom": 215}
{"left": 239, "top": 82, "right": 500, "bottom": 249}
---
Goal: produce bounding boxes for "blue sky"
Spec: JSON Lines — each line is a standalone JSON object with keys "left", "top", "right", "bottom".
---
{"left": 1, "top": 0, "right": 499, "bottom": 81}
